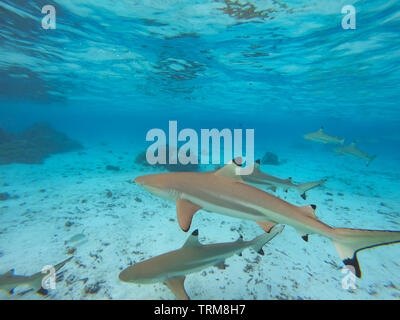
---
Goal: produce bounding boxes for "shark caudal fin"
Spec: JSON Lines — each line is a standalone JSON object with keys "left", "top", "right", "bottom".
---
{"left": 366, "top": 155, "right": 377, "bottom": 167}
{"left": 251, "top": 225, "right": 284, "bottom": 255}
{"left": 332, "top": 228, "right": 400, "bottom": 278}
{"left": 296, "top": 180, "right": 327, "bottom": 200}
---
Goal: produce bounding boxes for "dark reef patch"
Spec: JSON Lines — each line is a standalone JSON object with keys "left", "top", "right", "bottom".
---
{"left": 0, "top": 123, "right": 83, "bottom": 165}
{"left": 261, "top": 151, "right": 287, "bottom": 165}
{"left": 0, "top": 192, "right": 10, "bottom": 201}
{"left": 135, "top": 144, "right": 200, "bottom": 172}
{"left": 134, "top": 151, "right": 151, "bottom": 167}
{"left": 105, "top": 165, "right": 120, "bottom": 171}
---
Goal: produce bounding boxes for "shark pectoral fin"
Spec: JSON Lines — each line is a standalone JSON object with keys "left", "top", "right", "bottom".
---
{"left": 332, "top": 241, "right": 361, "bottom": 278}
{"left": 267, "top": 186, "right": 277, "bottom": 192}
{"left": 215, "top": 261, "right": 228, "bottom": 270}
{"left": 165, "top": 276, "right": 190, "bottom": 300}
{"left": 256, "top": 221, "right": 277, "bottom": 233}
{"left": 176, "top": 199, "right": 202, "bottom": 232}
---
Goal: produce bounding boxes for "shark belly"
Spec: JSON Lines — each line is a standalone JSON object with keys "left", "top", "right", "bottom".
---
{"left": 182, "top": 192, "right": 278, "bottom": 223}
{"left": 182, "top": 190, "right": 333, "bottom": 238}
{"left": 162, "top": 247, "right": 241, "bottom": 281}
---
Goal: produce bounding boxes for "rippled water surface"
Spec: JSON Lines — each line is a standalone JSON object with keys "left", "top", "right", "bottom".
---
{"left": 1, "top": 0, "right": 399, "bottom": 120}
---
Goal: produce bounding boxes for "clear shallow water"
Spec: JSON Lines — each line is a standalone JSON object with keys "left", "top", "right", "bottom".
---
{"left": 0, "top": 0, "right": 400, "bottom": 300}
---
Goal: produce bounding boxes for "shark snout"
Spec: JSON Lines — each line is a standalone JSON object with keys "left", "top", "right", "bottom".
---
{"left": 134, "top": 174, "right": 168, "bottom": 190}
{"left": 119, "top": 269, "right": 135, "bottom": 283}
{"left": 134, "top": 175, "right": 146, "bottom": 185}
{"left": 119, "top": 266, "right": 154, "bottom": 284}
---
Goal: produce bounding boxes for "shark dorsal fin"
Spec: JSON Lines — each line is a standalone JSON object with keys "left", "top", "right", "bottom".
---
{"left": 253, "top": 160, "right": 262, "bottom": 173}
{"left": 182, "top": 229, "right": 201, "bottom": 248}
{"left": 298, "top": 204, "right": 317, "bottom": 220}
{"left": 256, "top": 221, "right": 278, "bottom": 233}
{"left": 214, "top": 157, "right": 244, "bottom": 182}
{"left": 165, "top": 276, "right": 189, "bottom": 300}
{"left": 4, "top": 269, "right": 15, "bottom": 277}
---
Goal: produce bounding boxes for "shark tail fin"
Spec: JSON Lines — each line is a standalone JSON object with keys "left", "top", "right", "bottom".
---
{"left": 332, "top": 228, "right": 400, "bottom": 278}
{"left": 251, "top": 225, "right": 284, "bottom": 255}
{"left": 296, "top": 180, "right": 327, "bottom": 200}
{"left": 366, "top": 155, "right": 377, "bottom": 167}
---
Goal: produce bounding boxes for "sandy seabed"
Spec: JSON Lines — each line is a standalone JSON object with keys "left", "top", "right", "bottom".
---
{"left": 1, "top": 142, "right": 400, "bottom": 300}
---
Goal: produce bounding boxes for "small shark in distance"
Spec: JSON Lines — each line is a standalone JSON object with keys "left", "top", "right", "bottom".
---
{"left": 134, "top": 158, "right": 400, "bottom": 278}
{"left": 119, "top": 226, "right": 284, "bottom": 300}
{"left": 303, "top": 127, "right": 345, "bottom": 145}
{"left": 241, "top": 160, "right": 327, "bottom": 200}
{"left": 0, "top": 257, "right": 73, "bottom": 295}
{"left": 334, "top": 142, "right": 377, "bottom": 167}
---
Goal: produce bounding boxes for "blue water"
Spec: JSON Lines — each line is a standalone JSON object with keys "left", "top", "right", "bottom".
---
{"left": 0, "top": 0, "right": 400, "bottom": 300}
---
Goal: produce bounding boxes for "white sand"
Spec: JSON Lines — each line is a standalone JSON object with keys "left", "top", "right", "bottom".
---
{"left": 1, "top": 143, "right": 400, "bottom": 300}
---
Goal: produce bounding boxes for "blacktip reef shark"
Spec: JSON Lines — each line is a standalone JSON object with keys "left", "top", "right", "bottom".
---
{"left": 119, "top": 226, "right": 284, "bottom": 300}
{"left": 334, "top": 142, "right": 377, "bottom": 167}
{"left": 134, "top": 158, "right": 400, "bottom": 278}
{"left": 241, "top": 160, "right": 327, "bottom": 200}
{"left": 0, "top": 256, "right": 73, "bottom": 295}
{"left": 303, "top": 127, "right": 345, "bottom": 145}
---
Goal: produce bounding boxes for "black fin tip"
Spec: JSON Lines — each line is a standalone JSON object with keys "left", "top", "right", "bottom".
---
{"left": 343, "top": 256, "right": 361, "bottom": 278}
